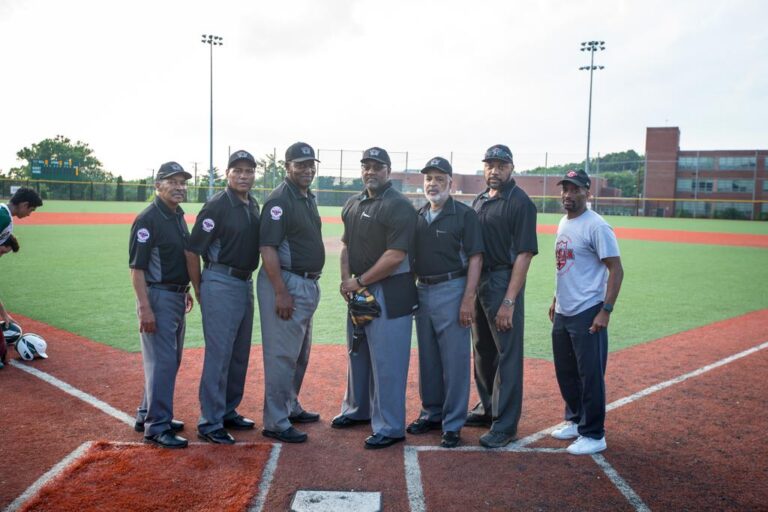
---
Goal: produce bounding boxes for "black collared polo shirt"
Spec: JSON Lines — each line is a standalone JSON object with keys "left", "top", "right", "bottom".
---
{"left": 472, "top": 177, "right": 538, "bottom": 268}
{"left": 129, "top": 197, "right": 190, "bottom": 285}
{"left": 415, "top": 196, "right": 484, "bottom": 276}
{"left": 187, "top": 187, "right": 261, "bottom": 272}
{"left": 260, "top": 178, "right": 325, "bottom": 273}
{"left": 342, "top": 181, "right": 417, "bottom": 276}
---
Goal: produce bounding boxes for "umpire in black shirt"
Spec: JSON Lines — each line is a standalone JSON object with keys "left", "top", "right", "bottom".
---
{"left": 468, "top": 144, "right": 538, "bottom": 448}
{"left": 258, "top": 142, "right": 324, "bottom": 443}
{"left": 335, "top": 147, "right": 418, "bottom": 449}
{"left": 408, "top": 157, "right": 484, "bottom": 449}
{"left": 129, "top": 161, "right": 193, "bottom": 449}
{"left": 186, "top": 150, "right": 261, "bottom": 444}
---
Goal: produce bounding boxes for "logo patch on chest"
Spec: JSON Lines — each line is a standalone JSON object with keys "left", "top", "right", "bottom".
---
{"left": 555, "top": 238, "right": 575, "bottom": 271}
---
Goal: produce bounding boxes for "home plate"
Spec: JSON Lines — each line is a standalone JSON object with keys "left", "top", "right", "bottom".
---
{"left": 290, "top": 490, "right": 381, "bottom": 512}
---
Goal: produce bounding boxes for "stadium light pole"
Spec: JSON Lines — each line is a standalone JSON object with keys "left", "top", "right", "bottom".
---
{"left": 579, "top": 40, "right": 605, "bottom": 174}
{"left": 201, "top": 34, "right": 223, "bottom": 199}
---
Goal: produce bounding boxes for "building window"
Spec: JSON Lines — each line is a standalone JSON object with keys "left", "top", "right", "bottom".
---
{"left": 716, "top": 179, "right": 754, "bottom": 193}
{"left": 713, "top": 202, "right": 752, "bottom": 220}
{"left": 763, "top": 180, "right": 768, "bottom": 192}
{"left": 696, "top": 180, "right": 714, "bottom": 193}
{"left": 677, "top": 156, "right": 714, "bottom": 170}
{"left": 675, "top": 201, "right": 708, "bottom": 216}
{"left": 676, "top": 179, "right": 693, "bottom": 192}
{"left": 718, "top": 157, "right": 756, "bottom": 170}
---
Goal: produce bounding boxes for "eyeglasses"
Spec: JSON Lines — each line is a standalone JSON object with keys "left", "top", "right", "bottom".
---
{"left": 230, "top": 167, "right": 256, "bottom": 175}
{"left": 163, "top": 179, "right": 188, "bottom": 188}
{"left": 361, "top": 162, "right": 387, "bottom": 172}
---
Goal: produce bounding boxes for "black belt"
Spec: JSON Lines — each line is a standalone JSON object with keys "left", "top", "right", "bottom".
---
{"left": 483, "top": 264, "right": 513, "bottom": 272}
{"left": 204, "top": 262, "right": 252, "bottom": 281}
{"left": 417, "top": 268, "right": 467, "bottom": 285}
{"left": 148, "top": 283, "right": 190, "bottom": 293}
{"left": 282, "top": 268, "right": 322, "bottom": 281}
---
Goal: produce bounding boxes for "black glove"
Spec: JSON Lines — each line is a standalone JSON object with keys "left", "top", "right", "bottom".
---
{"left": 348, "top": 287, "right": 381, "bottom": 354}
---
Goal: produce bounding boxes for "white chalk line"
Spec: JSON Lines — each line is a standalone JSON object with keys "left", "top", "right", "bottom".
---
{"left": 404, "top": 339, "right": 768, "bottom": 512}
{"left": 6, "top": 361, "right": 281, "bottom": 511}
{"left": 4, "top": 441, "right": 94, "bottom": 512}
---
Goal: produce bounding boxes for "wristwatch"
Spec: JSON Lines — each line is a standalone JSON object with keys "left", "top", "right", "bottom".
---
{"left": 502, "top": 297, "right": 515, "bottom": 308}
{"left": 602, "top": 303, "right": 614, "bottom": 313}
{"left": 356, "top": 276, "right": 365, "bottom": 288}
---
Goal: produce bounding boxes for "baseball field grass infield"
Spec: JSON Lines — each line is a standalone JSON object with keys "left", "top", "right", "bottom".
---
{"left": 5, "top": 220, "right": 767, "bottom": 358}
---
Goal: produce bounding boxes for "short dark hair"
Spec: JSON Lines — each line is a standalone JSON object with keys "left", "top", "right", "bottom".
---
{"left": 10, "top": 188, "right": 43, "bottom": 208}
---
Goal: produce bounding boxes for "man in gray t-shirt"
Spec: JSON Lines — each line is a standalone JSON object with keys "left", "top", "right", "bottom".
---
{"left": 548, "top": 169, "right": 624, "bottom": 456}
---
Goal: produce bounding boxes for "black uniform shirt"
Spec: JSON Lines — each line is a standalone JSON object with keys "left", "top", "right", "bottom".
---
{"left": 129, "top": 197, "right": 190, "bottom": 285}
{"left": 187, "top": 187, "right": 261, "bottom": 272}
{"left": 472, "top": 177, "right": 538, "bottom": 268}
{"left": 260, "top": 178, "right": 325, "bottom": 273}
{"left": 415, "top": 196, "right": 484, "bottom": 276}
{"left": 342, "top": 181, "right": 417, "bottom": 276}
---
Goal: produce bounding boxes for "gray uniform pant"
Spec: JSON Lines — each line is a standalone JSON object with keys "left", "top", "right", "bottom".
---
{"left": 198, "top": 269, "right": 254, "bottom": 434}
{"left": 136, "top": 287, "right": 186, "bottom": 437}
{"left": 414, "top": 277, "right": 471, "bottom": 432}
{"left": 338, "top": 282, "right": 412, "bottom": 438}
{"left": 471, "top": 269, "right": 525, "bottom": 435}
{"left": 257, "top": 268, "right": 319, "bottom": 432}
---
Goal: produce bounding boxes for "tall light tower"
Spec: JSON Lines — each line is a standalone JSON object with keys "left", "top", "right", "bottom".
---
{"left": 579, "top": 40, "right": 605, "bottom": 174}
{"left": 201, "top": 34, "right": 223, "bottom": 199}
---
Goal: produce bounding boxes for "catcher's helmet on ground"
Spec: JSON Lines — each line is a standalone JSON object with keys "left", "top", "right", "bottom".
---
{"left": 15, "top": 333, "right": 48, "bottom": 360}
{"left": 1, "top": 321, "right": 22, "bottom": 345}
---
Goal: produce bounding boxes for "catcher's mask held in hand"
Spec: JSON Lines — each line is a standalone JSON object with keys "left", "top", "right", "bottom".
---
{"left": 348, "top": 287, "right": 381, "bottom": 327}
{"left": 348, "top": 287, "right": 381, "bottom": 354}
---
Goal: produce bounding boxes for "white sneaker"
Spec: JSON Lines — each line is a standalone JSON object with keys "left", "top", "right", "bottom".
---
{"left": 567, "top": 435, "right": 607, "bottom": 455}
{"left": 551, "top": 422, "right": 579, "bottom": 440}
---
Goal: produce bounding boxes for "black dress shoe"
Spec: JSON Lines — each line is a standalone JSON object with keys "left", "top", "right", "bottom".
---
{"left": 406, "top": 418, "right": 442, "bottom": 435}
{"left": 197, "top": 428, "right": 236, "bottom": 445}
{"left": 289, "top": 411, "right": 320, "bottom": 423}
{"left": 440, "top": 431, "right": 461, "bottom": 448}
{"left": 465, "top": 412, "right": 492, "bottom": 427}
{"left": 144, "top": 429, "right": 188, "bottom": 449}
{"left": 331, "top": 415, "right": 371, "bottom": 429}
{"left": 134, "top": 419, "right": 184, "bottom": 433}
{"left": 262, "top": 426, "right": 308, "bottom": 443}
{"left": 364, "top": 433, "right": 405, "bottom": 449}
{"left": 223, "top": 415, "right": 256, "bottom": 430}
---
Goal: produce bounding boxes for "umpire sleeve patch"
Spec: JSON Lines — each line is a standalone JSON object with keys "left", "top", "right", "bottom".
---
{"left": 270, "top": 206, "right": 283, "bottom": 220}
{"left": 202, "top": 218, "right": 215, "bottom": 232}
{"left": 137, "top": 228, "right": 150, "bottom": 243}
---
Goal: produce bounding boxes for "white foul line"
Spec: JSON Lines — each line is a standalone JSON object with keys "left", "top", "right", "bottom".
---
{"left": 404, "top": 339, "right": 768, "bottom": 512}
{"left": 4, "top": 441, "right": 94, "bottom": 512}
{"left": 591, "top": 454, "right": 651, "bottom": 512}
{"left": 9, "top": 360, "right": 135, "bottom": 427}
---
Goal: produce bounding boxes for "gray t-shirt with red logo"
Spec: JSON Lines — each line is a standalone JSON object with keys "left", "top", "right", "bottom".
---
{"left": 554, "top": 209, "right": 620, "bottom": 316}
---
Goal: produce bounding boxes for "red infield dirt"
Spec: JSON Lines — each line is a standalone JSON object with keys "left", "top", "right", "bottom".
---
{"left": 18, "top": 212, "right": 768, "bottom": 247}
{"left": 19, "top": 441, "right": 271, "bottom": 512}
{"left": 1, "top": 310, "right": 767, "bottom": 510}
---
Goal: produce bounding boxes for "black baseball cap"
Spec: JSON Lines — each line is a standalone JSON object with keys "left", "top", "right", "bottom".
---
{"left": 360, "top": 147, "right": 391, "bottom": 166}
{"left": 482, "top": 144, "right": 514, "bottom": 164}
{"left": 557, "top": 169, "right": 591, "bottom": 189}
{"left": 420, "top": 156, "right": 452, "bottom": 176}
{"left": 228, "top": 149, "right": 257, "bottom": 168}
{"left": 285, "top": 142, "right": 320, "bottom": 163}
{"left": 156, "top": 161, "right": 192, "bottom": 180}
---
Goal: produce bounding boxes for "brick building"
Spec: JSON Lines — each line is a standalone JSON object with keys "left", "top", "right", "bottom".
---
{"left": 644, "top": 127, "right": 767, "bottom": 219}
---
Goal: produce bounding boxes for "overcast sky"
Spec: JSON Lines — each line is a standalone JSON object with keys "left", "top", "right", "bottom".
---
{"left": 1, "top": 0, "right": 766, "bottom": 180}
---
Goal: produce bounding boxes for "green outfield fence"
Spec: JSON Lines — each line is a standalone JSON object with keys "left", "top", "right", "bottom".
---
{"left": 2, "top": 177, "right": 766, "bottom": 220}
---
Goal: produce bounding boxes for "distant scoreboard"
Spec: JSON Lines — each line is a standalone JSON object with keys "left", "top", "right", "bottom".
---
{"left": 30, "top": 159, "right": 84, "bottom": 181}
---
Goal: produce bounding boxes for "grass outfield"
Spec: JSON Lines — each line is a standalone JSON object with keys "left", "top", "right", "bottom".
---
{"left": 36, "top": 199, "right": 768, "bottom": 234}
{"left": 4, "top": 220, "right": 767, "bottom": 359}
